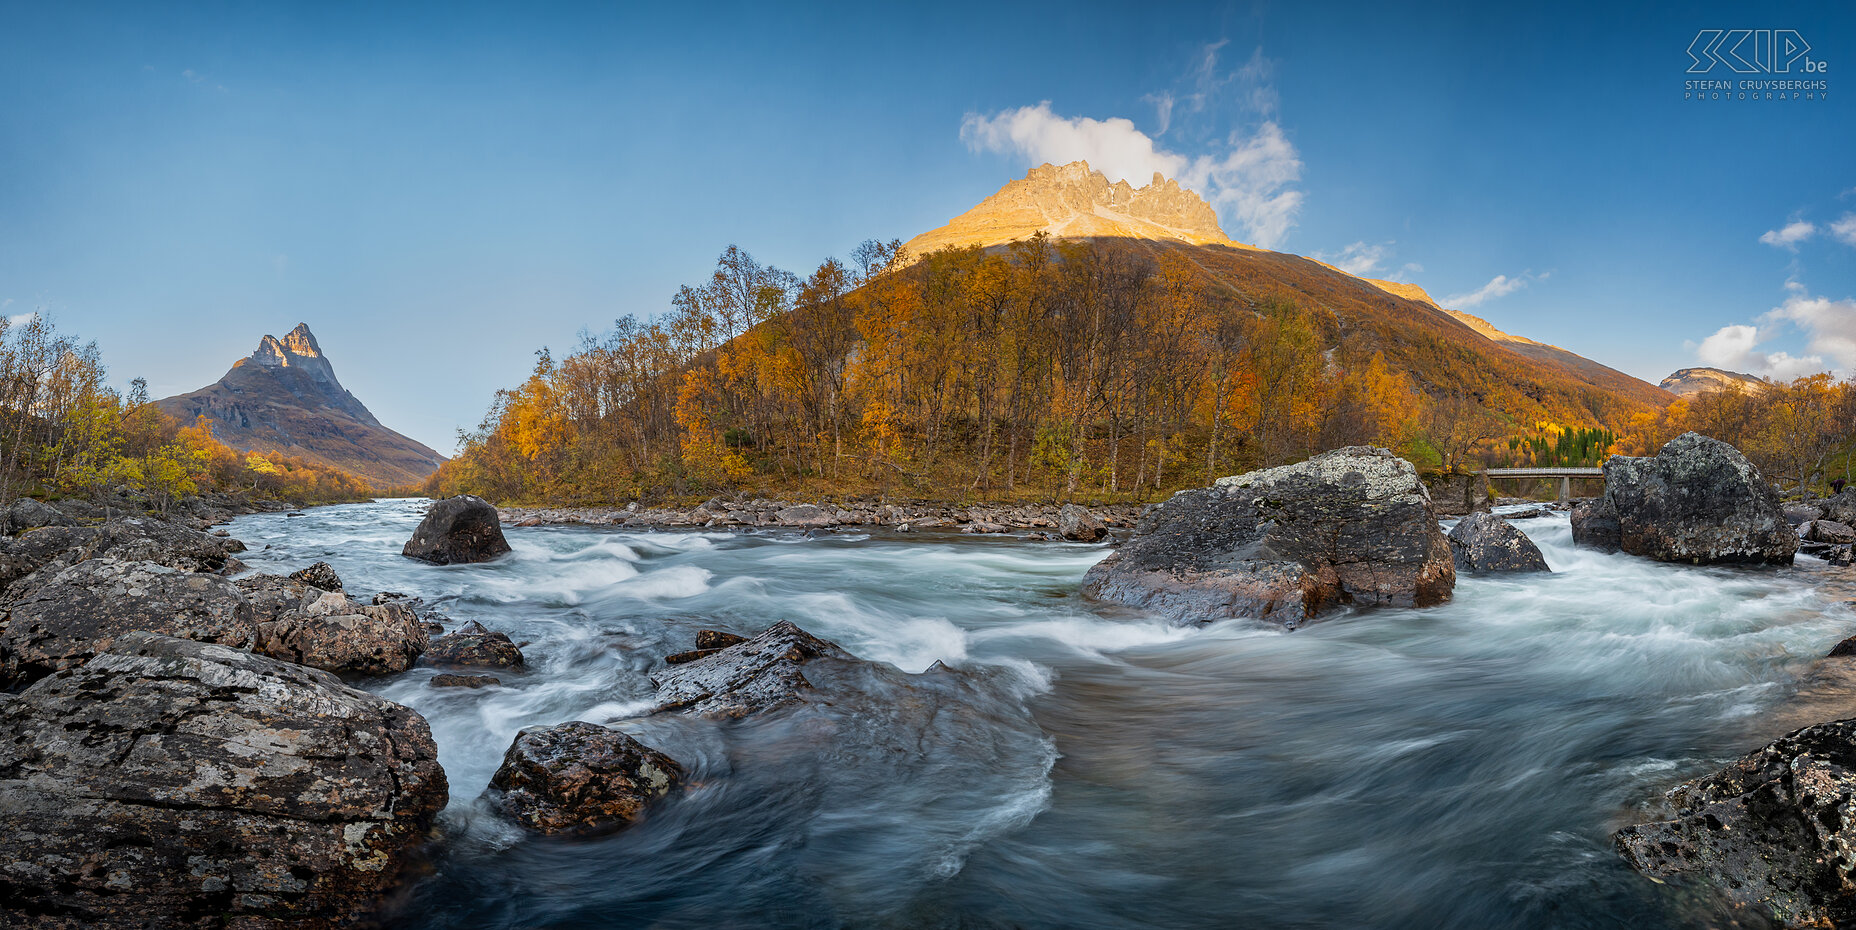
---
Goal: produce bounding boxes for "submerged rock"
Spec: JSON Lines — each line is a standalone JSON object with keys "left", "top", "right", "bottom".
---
{"left": 1573, "top": 432, "right": 1795, "bottom": 565}
{"left": 1080, "top": 446, "right": 1454, "bottom": 628}
{"left": 1616, "top": 717, "right": 1856, "bottom": 927}
{"left": 402, "top": 495, "right": 512, "bottom": 565}
{"left": 0, "top": 632, "right": 447, "bottom": 929}
{"left": 431, "top": 672, "right": 500, "bottom": 688}
{"left": 1057, "top": 503, "right": 1107, "bottom": 541}
{"left": 0, "top": 558, "right": 257, "bottom": 687}
{"left": 424, "top": 619, "right": 525, "bottom": 668}
{"left": 652, "top": 619, "right": 851, "bottom": 716}
{"left": 483, "top": 721, "right": 683, "bottom": 834}
{"left": 1446, "top": 512, "right": 1550, "bottom": 574}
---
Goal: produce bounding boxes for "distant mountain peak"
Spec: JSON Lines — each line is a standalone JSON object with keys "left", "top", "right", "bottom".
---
{"left": 1659, "top": 367, "right": 1771, "bottom": 397}
{"left": 903, "top": 160, "right": 1246, "bottom": 257}
{"left": 157, "top": 323, "right": 444, "bottom": 488}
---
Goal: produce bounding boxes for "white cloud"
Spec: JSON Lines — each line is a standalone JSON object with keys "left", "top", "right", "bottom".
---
{"left": 1444, "top": 272, "right": 1539, "bottom": 308}
{"left": 1830, "top": 213, "right": 1856, "bottom": 247}
{"left": 1314, "top": 241, "right": 1393, "bottom": 276}
{"left": 1759, "top": 220, "right": 1817, "bottom": 250}
{"left": 1689, "top": 285, "right": 1856, "bottom": 380}
{"left": 960, "top": 102, "right": 1304, "bottom": 249}
{"left": 1765, "top": 290, "right": 1856, "bottom": 369}
{"left": 6, "top": 312, "right": 36, "bottom": 328}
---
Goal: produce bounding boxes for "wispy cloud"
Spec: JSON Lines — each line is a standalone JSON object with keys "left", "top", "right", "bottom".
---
{"left": 1444, "top": 271, "right": 1544, "bottom": 308}
{"left": 181, "top": 68, "right": 228, "bottom": 92}
{"left": 1314, "top": 241, "right": 1393, "bottom": 277}
{"left": 1830, "top": 213, "right": 1856, "bottom": 247}
{"left": 1690, "top": 282, "right": 1856, "bottom": 380}
{"left": 1759, "top": 219, "right": 1817, "bottom": 250}
{"left": 960, "top": 42, "right": 1304, "bottom": 250}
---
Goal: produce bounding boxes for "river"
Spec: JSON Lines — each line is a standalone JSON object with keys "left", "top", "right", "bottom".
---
{"left": 227, "top": 499, "right": 1852, "bottom": 929}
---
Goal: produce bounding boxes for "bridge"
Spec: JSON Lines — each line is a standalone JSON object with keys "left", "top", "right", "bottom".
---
{"left": 1481, "top": 466, "right": 1605, "bottom": 502}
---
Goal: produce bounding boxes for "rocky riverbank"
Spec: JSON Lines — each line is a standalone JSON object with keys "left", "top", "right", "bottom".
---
{"left": 498, "top": 498, "right": 1144, "bottom": 537}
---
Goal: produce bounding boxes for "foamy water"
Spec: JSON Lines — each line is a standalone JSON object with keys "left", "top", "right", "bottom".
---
{"left": 227, "top": 500, "right": 1854, "bottom": 929}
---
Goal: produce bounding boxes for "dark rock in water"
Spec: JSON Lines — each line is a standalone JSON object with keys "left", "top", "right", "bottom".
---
{"left": 5, "top": 497, "right": 75, "bottom": 534}
{"left": 1787, "top": 502, "right": 1829, "bottom": 526}
{"left": 257, "top": 592, "right": 429, "bottom": 676}
{"left": 1447, "top": 512, "right": 1551, "bottom": 573}
{"left": 432, "top": 672, "right": 500, "bottom": 688}
{"left": 0, "top": 517, "right": 240, "bottom": 593}
{"left": 424, "top": 619, "right": 524, "bottom": 668}
{"left": 1424, "top": 472, "right": 1493, "bottom": 517}
{"left": 665, "top": 648, "right": 724, "bottom": 665}
{"left": 0, "top": 632, "right": 447, "bottom": 929}
{"left": 1057, "top": 503, "right": 1107, "bottom": 541}
{"left": 1615, "top": 717, "right": 1856, "bottom": 927}
{"left": 1573, "top": 432, "right": 1795, "bottom": 565}
{"left": 1080, "top": 446, "right": 1454, "bottom": 628}
{"left": 697, "top": 629, "right": 747, "bottom": 650}
{"left": 289, "top": 560, "right": 344, "bottom": 590}
{"left": 402, "top": 495, "right": 512, "bottom": 565}
{"left": 1569, "top": 498, "right": 1622, "bottom": 552}
{"left": 1805, "top": 520, "right": 1856, "bottom": 545}
{"left": 652, "top": 619, "right": 851, "bottom": 716}
{"left": 1828, "top": 636, "right": 1856, "bottom": 658}
{"left": 1835, "top": 545, "right": 1856, "bottom": 568}
{"left": 483, "top": 721, "right": 683, "bottom": 834}
{"left": 0, "top": 558, "right": 257, "bottom": 687}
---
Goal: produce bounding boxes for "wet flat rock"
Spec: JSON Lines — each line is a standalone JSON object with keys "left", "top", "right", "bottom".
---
{"left": 483, "top": 721, "right": 683, "bottom": 834}
{"left": 1616, "top": 717, "right": 1856, "bottom": 927}
{"left": 0, "top": 632, "right": 448, "bottom": 929}
{"left": 652, "top": 620, "right": 850, "bottom": 717}
{"left": 0, "top": 517, "right": 242, "bottom": 592}
{"left": 1081, "top": 446, "right": 1454, "bottom": 628}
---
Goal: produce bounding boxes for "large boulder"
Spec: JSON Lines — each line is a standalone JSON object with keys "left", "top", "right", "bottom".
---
{"left": 0, "top": 558, "right": 257, "bottom": 687}
{"left": 0, "top": 517, "right": 240, "bottom": 592}
{"left": 1080, "top": 446, "right": 1455, "bottom": 628}
{"left": 1424, "top": 472, "right": 1493, "bottom": 517}
{"left": 423, "top": 619, "right": 524, "bottom": 668}
{"left": 1573, "top": 433, "right": 1796, "bottom": 565}
{"left": 482, "top": 721, "right": 683, "bottom": 835}
{"left": 1057, "top": 503, "right": 1108, "bottom": 541}
{"left": 1616, "top": 717, "right": 1856, "bottom": 927}
{"left": 257, "top": 593, "right": 430, "bottom": 677}
{"left": 1447, "top": 512, "right": 1550, "bottom": 573}
{"left": 652, "top": 619, "right": 851, "bottom": 717}
{"left": 1805, "top": 520, "right": 1856, "bottom": 545}
{"left": 5, "top": 497, "right": 75, "bottom": 534}
{"left": 401, "top": 495, "right": 512, "bottom": 565}
{"left": 0, "top": 632, "right": 447, "bottom": 929}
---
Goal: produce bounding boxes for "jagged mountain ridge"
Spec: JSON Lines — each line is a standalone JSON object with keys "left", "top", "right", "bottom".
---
{"left": 156, "top": 324, "right": 445, "bottom": 488}
{"left": 901, "top": 161, "right": 1673, "bottom": 421}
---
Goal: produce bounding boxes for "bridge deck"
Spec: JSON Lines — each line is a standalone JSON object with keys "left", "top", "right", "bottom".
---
{"left": 1482, "top": 467, "right": 1604, "bottom": 477}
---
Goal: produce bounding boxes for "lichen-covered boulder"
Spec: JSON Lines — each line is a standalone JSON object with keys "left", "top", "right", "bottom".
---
{"left": 1057, "top": 503, "right": 1107, "bottom": 541}
{"left": 5, "top": 497, "right": 75, "bottom": 533}
{"left": 289, "top": 560, "right": 344, "bottom": 591}
{"left": 1447, "top": 512, "right": 1550, "bottom": 573}
{"left": 1081, "top": 446, "right": 1455, "bottom": 628}
{"left": 1573, "top": 432, "right": 1795, "bottom": 564}
{"left": 401, "top": 495, "right": 512, "bottom": 565}
{"left": 482, "top": 721, "right": 683, "bottom": 834}
{"left": 0, "top": 632, "right": 448, "bottom": 929}
{"left": 0, "top": 517, "right": 241, "bottom": 593}
{"left": 423, "top": 619, "right": 524, "bottom": 668}
{"left": 652, "top": 620, "right": 851, "bottom": 717}
{"left": 1616, "top": 717, "right": 1856, "bottom": 927}
{"left": 257, "top": 594, "right": 429, "bottom": 677}
{"left": 0, "top": 558, "right": 257, "bottom": 687}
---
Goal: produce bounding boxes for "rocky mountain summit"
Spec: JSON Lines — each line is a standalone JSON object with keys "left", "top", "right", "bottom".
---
{"left": 156, "top": 323, "right": 445, "bottom": 488}
{"left": 902, "top": 161, "right": 1243, "bottom": 257}
{"left": 1658, "top": 366, "right": 1771, "bottom": 397}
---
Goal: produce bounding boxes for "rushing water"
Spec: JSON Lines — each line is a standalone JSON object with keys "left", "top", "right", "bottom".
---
{"left": 227, "top": 499, "right": 1856, "bottom": 930}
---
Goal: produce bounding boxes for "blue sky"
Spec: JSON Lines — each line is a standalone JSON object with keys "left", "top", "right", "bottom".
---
{"left": 2, "top": 0, "right": 1851, "bottom": 453}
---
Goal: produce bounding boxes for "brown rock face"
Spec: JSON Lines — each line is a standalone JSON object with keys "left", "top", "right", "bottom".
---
{"left": 0, "top": 632, "right": 448, "bottom": 929}
{"left": 902, "top": 161, "right": 1241, "bottom": 257}
{"left": 483, "top": 721, "right": 683, "bottom": 835}
{"left": 1082, "top": 446, "right": 1455, "bottom": 628}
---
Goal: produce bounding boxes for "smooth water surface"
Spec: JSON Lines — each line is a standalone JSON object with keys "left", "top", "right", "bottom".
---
{"left": 229, "top": 500, "right": 1856, "bottom": 929}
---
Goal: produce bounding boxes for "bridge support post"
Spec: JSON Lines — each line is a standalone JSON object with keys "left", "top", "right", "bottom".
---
{"left": 1559, "top": 476, "right": 1570, "bottom": 503}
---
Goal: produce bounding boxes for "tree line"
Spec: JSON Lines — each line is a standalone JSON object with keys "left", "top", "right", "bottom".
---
{"left": 0, "top": 314, "right": 373, "bottom": 511}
